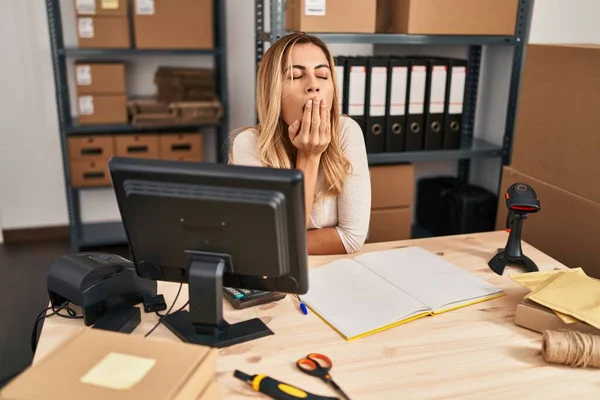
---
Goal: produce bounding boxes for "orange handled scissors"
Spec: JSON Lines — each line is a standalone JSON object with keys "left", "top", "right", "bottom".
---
{"left": 296, "top": 353, "right": 351, "bottom": 400}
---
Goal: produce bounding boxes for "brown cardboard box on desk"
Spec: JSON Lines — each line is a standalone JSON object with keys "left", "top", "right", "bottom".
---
{"left": 510, "top": 44, "right": 600, "bottom": 205}
{"left": 496, "top": 45, "right": 600, "bottom": 279}
{"left": 496, "top": 168, "right": 600, "bottom": 279}
{"left": 376, "top": 0, "right": 518, "bottom": 35}
{"left": 515, "top": 299, "right": 600, "bottom": 336}
{"left": 0, "top": 329, "right": 219, "bottom": 400}
{"left": 286, "top": 0, "right": 377, "bottom": 33}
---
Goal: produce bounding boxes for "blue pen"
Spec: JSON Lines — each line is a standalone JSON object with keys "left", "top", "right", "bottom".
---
{"left": 295, "top": 295, "right": 308, "bottom": 315}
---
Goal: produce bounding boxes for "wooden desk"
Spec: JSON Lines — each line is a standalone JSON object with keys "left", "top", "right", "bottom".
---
{"left": 34, "top": 231, "right": 599, "bottom": 399}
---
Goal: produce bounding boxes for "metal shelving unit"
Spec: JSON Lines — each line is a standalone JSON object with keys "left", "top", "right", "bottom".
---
{"left": 255, "top": 0, "right": 534, "bottom": 183}
{"left": 46, "top": 0, "right": 229, "bottom": 251}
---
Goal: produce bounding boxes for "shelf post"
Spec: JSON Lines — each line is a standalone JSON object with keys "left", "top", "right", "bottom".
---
{"left": 214, "top": 0, "right": 229, "bottom": 163}
{"left": 503, "top": 0, "right": 534, "bottom": 166}
{"left": 270, "top": 0, "right": 286, "bottom": 42}
{"left": 46, "top": 0, "right": 81, "bottom": 251}
{"left": 458, "top": 45, "right": 482, "bottom": 183}
{"left": 255, "top": 0, "right": 265, "bottom": 66}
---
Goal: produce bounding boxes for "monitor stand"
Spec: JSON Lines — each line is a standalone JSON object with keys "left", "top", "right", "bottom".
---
{"left": 161, "top": 253, "right": 274, "bottom": 348}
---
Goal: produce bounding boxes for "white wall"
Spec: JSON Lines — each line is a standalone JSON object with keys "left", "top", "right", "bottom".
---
{"left": 1, "top": 0, "right": 600, "bottom": 232}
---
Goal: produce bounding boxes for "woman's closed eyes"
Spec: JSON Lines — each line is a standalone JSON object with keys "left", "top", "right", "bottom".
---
{"left": 288, "top": 64, "right": 331, "bottom": 80}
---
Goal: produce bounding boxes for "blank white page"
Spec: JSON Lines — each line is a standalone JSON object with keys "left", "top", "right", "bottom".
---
{"left": 299, "top": 258, "right": 429, "bottom": 339}
{"left": 355, "top": 247, "right": 503, "bottom": 312}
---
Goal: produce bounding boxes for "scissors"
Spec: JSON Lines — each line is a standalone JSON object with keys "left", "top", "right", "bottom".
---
{"left": 296, "top": 353, "right": 351, "bottom": 400}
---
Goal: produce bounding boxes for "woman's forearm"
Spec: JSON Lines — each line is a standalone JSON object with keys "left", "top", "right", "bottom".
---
{"left": 307, "top": 228, "right": 347, "bottom": 255}
{"left": 296, "top": 154, "right": 320, "bottom": 227}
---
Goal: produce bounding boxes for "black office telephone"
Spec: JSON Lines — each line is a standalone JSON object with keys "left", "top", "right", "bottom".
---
{"left": 47, "top": 252, "right": 157, "bottom": 325}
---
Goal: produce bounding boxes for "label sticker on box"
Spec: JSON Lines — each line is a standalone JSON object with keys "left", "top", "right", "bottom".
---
{"left": 101, "top": 0, "right": 119, "bottom": 10}
{"left": 79, "top": 96, "right": 95, "bottom": 115}
{"left": 136, "top": 0, "right": 155, "bottom": 15}
{"left": 76, "top": 66, "right": 92, "bottom": 86}
{"left": 76, "top": 0, "right": 96, "bottom": 14}
{"left": 80, "top": 352, "right": 156, "bottom": 390}
{"left": 78, "top": 18, "right": 95, "bottom": 39}
{"left": 305, "top": 0, "right": 326, "bottom": 16}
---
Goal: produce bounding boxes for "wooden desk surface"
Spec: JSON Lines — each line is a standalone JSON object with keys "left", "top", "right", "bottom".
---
{"left": 34, "top": 231, "right": 599, "bottom": 399}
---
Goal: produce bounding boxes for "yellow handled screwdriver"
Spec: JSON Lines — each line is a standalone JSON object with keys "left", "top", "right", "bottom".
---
{"left": 234, "top": 370, "right": 339, "bottom": 400}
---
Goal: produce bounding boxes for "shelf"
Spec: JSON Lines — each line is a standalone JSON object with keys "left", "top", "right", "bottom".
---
{"left": 257, "top": 31, "right": 516, "bottom": 46}
{"left": 367, "top": 138, "right": 503, "bottom": 165}
{"left": 79, "top": 221, "right": 128, "bottom": 248}
{"left": 67, "top": 121, "right": 219, "bottom": 135}
{"left": 61, "top": 48, "right": 218, "bottom": 57}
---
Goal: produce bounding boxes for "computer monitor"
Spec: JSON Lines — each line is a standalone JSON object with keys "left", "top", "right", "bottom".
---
{"left": 108, "top": 157, "right": 308, "bottom": 348}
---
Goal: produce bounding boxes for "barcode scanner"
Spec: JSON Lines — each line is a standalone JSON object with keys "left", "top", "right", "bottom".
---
{"left": 488, "top": 183, "right": 541, "bottom": 275}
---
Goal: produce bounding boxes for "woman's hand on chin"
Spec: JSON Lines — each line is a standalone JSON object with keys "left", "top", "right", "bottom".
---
{"left": 288, "top": 98, "right": 330, "bottom": 160}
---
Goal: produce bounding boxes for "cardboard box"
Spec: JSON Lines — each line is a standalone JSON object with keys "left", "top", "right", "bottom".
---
{"left": 511, "top": 44, "right": 600, "bottom": 204}
{"left": 367, "top": 207, "right": 412, "bottom": 243}
{"left": 515, "top": 299, "right": 600, "bottom": 336}
{"left": 77, "top": 95, "right": 128, "bottom": 125}
{"left": 159, "top": 133, "right": 203, "bottom": 161}
{"left": 76, "top": 16, "right": 130, "bottom": 48}
{"left": 74, "top": 63, "right": 126, "bottom": 95}
{"left": 496, "top": 166, "right": 600, "bottom": 278}
{"left": 197, "top": 380, "right": 220, "bottom": 400}
{"left": 70, "top": 160, "right": 111, "bottom": 187}
{"left": 133, "top": 0, "right": 213, "bottom": 49}
{"left": 370, "top": 164, "right": 414, "bottom": 209}
{"left": 73, "top": 0, "right": 128, "bottom": 17}
{"left": 115, "top": 134, "right": 160, "bottom": 159}
{"left": 68, "top": 135, "right": 114, "bottom": 161}
{"left": 378, "top": 0, "right": 518, "bottom": 35}
{"left": 0, "top": 329, "right": 217, "bottom": 400}
{"left": 286, "top": 0, "right": 377, "bottom": 34}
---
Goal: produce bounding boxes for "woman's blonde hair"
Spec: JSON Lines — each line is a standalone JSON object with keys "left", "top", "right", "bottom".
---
{"left": 229, "top": 32, "right": 351, "bottom": 201}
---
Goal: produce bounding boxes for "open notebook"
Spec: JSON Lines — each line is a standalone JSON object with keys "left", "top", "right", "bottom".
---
{"left": 300, "top": 246, "right": 504, "bottom": 341}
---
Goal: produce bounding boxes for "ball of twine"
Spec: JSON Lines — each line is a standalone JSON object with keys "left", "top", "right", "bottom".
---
{"left": 542, "top": 330, "right": 600, "bottom": 368}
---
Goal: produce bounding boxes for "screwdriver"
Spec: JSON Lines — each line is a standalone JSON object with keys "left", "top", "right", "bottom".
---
{"left": 234, "top": 370, "right": 339, "bottom": 400}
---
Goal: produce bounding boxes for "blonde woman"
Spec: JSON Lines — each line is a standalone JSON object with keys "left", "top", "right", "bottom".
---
{"left": 230, "top": 33, "right": 371, "bottom": 255}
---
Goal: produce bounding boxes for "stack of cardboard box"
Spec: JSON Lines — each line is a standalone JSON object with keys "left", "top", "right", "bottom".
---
{"left": 74, "top": 0, "right": 131, "bottom": 49}
{"left": 68, "top": 134, "right": 114, "bottom": 188}
{"left": 367, "top": 164, "right": 414, "bottom": 243}
{"left": 155, "top": 67, "right": 216, "bottom": 102}
{"left": 73, "top": 0, "right": 214, "bottom": 50}
{"left": 75, "top": 62, "right": 128, "bottom": 125}
{"left": 67, "top": 131, "right": 204, "bottom": 188}
{"left": 69, "top": 60, "right": 126, "bottom": 187}
{"left": 127, "top": 66, "right": 222, "bottom": 128}
{"left": 496, "top": 44, "right": 600, "bottom": 278}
